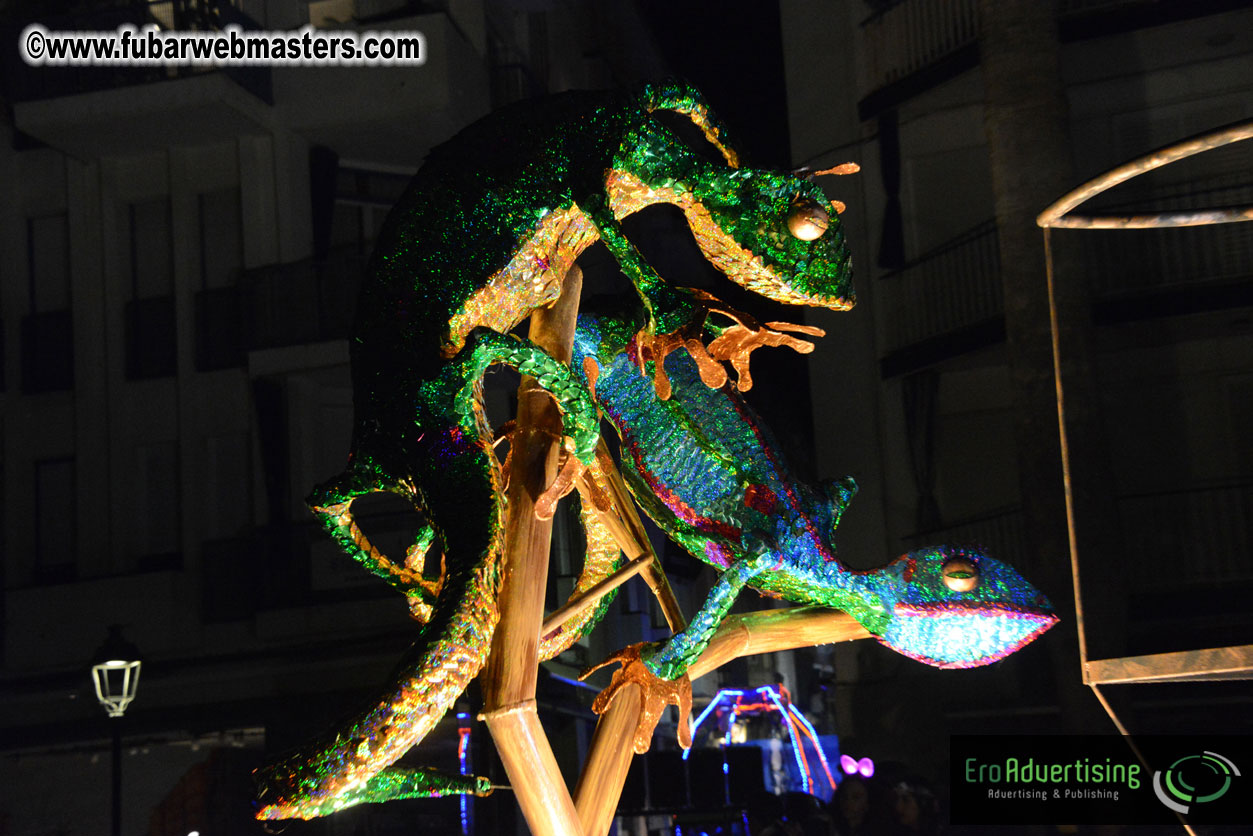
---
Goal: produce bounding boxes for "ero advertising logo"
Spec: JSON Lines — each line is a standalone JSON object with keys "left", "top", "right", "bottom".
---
{"left": 1152, "top": 751, "right": 1241, "bottom": 814}
{"left": 951, "top": 735, "right": 1249, "bottom": 826}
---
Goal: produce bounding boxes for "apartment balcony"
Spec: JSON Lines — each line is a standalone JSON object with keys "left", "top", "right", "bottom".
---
{"left": 4, "top": 0, "right": 274, "bottom": 156}
{"left": 876, "top": 220, "right": 1002, "bottom": 377}
{"left": 270, "top": 10, "right": 490, "bottom": 165}
{"left": 241, "top": 246, "right": 365, "bottom": 352}
{"left": 200, "top": 493, "right": 432, "bottom": 625}
{"left": 4, "top": 3, "right": 489, "bottom": 161}
{"left": 904, "top": 482, "right": 1252, "bottom": 590}
{"left": 877, "top": 180, "right": 1253, "bottom": 376}
{"left": 190, "top": 244, "right": 366, "bottom": 374}
{"left": 857, "top": 0, "right": 1246, "bottom": 118}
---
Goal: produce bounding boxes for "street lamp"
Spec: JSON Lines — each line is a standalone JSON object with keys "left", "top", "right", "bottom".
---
{"left": 92, "top": 625, "right": 141, "bottom": 836}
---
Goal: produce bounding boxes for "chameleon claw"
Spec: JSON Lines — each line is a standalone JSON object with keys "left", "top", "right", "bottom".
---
{"left": 634, "top": 330, "right": 679, "bottom": 400}
{"left": 575, "top": 446, "right": 616, "bottom": 513}
{"left": 676, "top": 287, "right": 826, "bottom": 392}
{"left": 705, "top": 318, "right": 825, "bottom": 392}
{"left": 684, "top": 338, "right": 729, "bottom": 389}
{"left": 635, "top": 288, "right": 826, "bottom": 394}
{"left": 534, "top": 447, "right": 584, "bottom": 520}
{"left": 581, "top": 643, "right": 692, "bottom": 754}
{"left": 635, "top": 320, "right": 716, "bottom": 400}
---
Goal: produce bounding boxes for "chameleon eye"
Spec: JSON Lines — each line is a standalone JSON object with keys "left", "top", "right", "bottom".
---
{"left": 941, "top": 557, "right": 980, "bottom": 592}
{"left": 787, "top": 198, "right": 828, "bottom": 241}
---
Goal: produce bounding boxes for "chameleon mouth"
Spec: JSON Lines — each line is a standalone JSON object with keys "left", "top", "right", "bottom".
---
{"left": 878, "top": 602, "right": 1059, "bottom": 669}
{"left": 602, "top": 169, "right": 855, "bottom": 312}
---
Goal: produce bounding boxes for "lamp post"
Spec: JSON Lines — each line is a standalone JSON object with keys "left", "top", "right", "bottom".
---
{"left": 92, "top": 625, "right": 141, "bottom": 836}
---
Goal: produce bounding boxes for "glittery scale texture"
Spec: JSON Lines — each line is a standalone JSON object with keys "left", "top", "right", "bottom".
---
{"left": 255, "top": 331, "right": 599, "bottom": 821}
{"left": 571, "top": 313, "right": 1058, "bottom": 681}
{"left": 254, "top": 74, "right": 983, "bottom": 819}
{"left": 257, "top": 79, "right": 860, "bottom": 820}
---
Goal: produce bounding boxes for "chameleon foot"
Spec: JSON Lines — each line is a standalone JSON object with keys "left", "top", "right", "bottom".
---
{"left": 651, "top": 285, "right": 826, "bottom": 393}
{"left": 635, "top": 324, "right": 725, "bottom": 400}
{"left": 534, "top": 446, "right": 585, "bottom": 520}
{"left": 581, "top": 643, "right": 692, "bottom": 754}
{"left": 706, "top": 317, "right": 824, "bottom": 392}
{"left": 493, "top": 422, "right": 586, "bottom": 521}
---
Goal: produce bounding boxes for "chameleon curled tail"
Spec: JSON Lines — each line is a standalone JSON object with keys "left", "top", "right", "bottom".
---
{"left": 254, "top": 330, "right": 600, "bottom": 820}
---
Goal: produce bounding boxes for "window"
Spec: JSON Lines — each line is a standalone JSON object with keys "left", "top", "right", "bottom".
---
{"left": 331, "top": 165, "right": 407, "bottom": 255}
{"left": 203, "top": 432, "right": 251, "bottom": 537}
{"left": 125, "top": 199, "right": 176, "bottom": 379}
{"left": 22, "top": 214, "right": 73, "bottom": 393}
{"left": 195, "top": 189, "right": 245, "bottom": 371}
{"left": 132, "top": 441, "right": 181, "bottom": 569}
{"left": 200, "top": 189, "right": 243, "bottom": 290}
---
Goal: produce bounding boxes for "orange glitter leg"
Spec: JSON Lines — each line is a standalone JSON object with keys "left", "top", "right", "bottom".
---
{"left": 581, "top": 643, "right": 692, "bottom": 754}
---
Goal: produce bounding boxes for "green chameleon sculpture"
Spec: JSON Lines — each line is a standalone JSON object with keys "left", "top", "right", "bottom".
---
{"left": 570, "top": 309, "right": 1058, "bottom": 750}
{"left": 254, "top": 81, "right": 855, "bottom": 821}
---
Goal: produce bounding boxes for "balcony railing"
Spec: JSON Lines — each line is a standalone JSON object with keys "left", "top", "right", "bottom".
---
{"left": 1117, "top": 482, "right": 1253, "bottom": 593}
{"left": 860, "top": 0, "right": 979, "bottom": 93}
{"left": 902, "top": 482, "right": 1253, "bottom": 594}
{"left": 878, "top": 220, "right": 1001, "bottom": 353}
{"left": 1075, "top": 178, "right": 1253, "bottom": 298}
{"left": 859, "top": 0, "right": 1226, "bottom": 98}
{"left": 903, "top": 504, "right": 1028, "bottom": 568}
{"left": 190, "top": 246, "right": 370, "bottom": 367}
{"left": 879, "top": 178, "right": 1253, "bottom": 356}
{"left": 241, "top": 246, "right": 367, "bottom": 352}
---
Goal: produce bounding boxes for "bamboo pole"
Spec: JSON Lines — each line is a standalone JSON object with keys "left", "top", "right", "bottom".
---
{"left": 565, "top": 461, "right": 674, "bottom": 836}
{"left": 542, "top": 554, "right": 653, "bottom": 637}
{"left": 482, "top": 265, "right": 585, "bottom": 836}
{"left": 569, "top": 606, "right": 871, "bottom": 836}
{"left": 475, "top": 260, "right": 873, "bottom": 836}
{"left": 687, "top": 606, "right": 872, "bottom": 682}
{"left": 581, "top": 444, "right": 687, "bottom": 633}
{"left": 573, "top": 684, "right": 642, "bottom": 836}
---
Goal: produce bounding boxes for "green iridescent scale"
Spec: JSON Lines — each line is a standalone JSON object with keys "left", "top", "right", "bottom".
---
{"left": 571, "top": 312, "right": 1056, "bottom": 679}
{"left": 257, "top": 78, "right": 864, "bottom": 820}
{"left": 335, "top": 768, "right": 491, "bottom": 809}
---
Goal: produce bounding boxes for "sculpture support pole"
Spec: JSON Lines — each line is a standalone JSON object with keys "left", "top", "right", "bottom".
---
{"left": 482, "top": 265, "right": 585, "bottom": 836}
{"left": 591, "top": 449, "right": 687, "bottom": 633}
{"left": 688, "top": 607, "right": 871, "bottom": 681}
{"left": 569, "top": 468, "right": 668, "bottom": 835}
{"left": 574, "top": 451, "right": 687, "bottom": 633}
{"left": 573, "top": 684, "right": 641, "bottom": 836}
{"left": 572, "top": 608, "right": 871, "bottom": 834}
{"left": 477, "top": 263, "right": 872, "bottom": 836}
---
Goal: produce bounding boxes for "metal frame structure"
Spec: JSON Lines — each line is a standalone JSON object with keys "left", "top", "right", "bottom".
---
{"left": 1037, "top": 119, "right": 1253, "bottom": 836}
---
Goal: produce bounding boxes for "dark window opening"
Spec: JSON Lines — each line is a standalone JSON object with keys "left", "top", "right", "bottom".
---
{"left": 35, "top": 458, "right": 76, "bottom": 584}
{"left": 195, "top": 286, "right": 244, "bottom": 371}
{"left": 125, "top": 296, "right": 177, "bottom": 379}
{"left": 125, "top": 199, "right": 176, "bottom": 379}
{"left": 24, "top": 213, "right": 73, "bottom": 393}
{"left": 195, "top": 189, "right": 245, "bottom": 371}
{"left": 131, "top": 440, "right": 182, "bottom": 570}
{"left": 21, "top": 310, "right": 74, "bottom": 393}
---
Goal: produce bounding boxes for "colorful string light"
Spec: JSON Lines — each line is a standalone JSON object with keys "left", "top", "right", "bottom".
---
{"left": 685, "top": 685, "right": 837, "bottom": 797}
